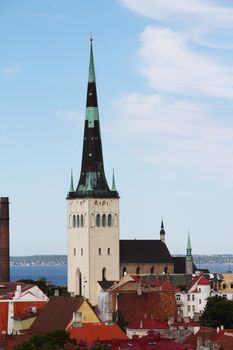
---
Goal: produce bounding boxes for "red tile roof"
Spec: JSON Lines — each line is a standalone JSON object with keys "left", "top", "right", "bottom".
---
{"left": 69, "top": 323, "right": 128, "bottom": 342}
{"left": 127, "top": 319, "right": 168, "bottom": 330}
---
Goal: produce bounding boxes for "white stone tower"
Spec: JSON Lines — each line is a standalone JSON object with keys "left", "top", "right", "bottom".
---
{"left": 67, "top": 38, "right": 120, "bottom": 306}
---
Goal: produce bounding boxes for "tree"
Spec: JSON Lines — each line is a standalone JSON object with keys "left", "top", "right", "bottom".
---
{"left": 200, "top": 295, "right": 233, "bottom": 328}
{"left": 14, "top": 330, "right": 76, "bottom": 350}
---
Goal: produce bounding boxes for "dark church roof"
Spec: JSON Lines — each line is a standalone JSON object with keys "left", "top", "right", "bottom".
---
{"left": 120, "top": 240, "right": 173, "bottom": 264}
{"left": 173, "top": 256, "right": 197, "bottom": 274}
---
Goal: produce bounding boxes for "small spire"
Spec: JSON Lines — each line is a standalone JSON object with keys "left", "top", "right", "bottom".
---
{"left": 88, "top": 34, "right": 95, "bottom": 83}
{"left": 187, "top": 232, "right": 192, "bottom": 251}
{"left": 111, "top": 169, "right": 117, "bottom": 191}
{"left": 161, "top": 217, "right": 164, "bottom": 229}
{"left": 90, "top": 31, "right": 93, "bottom": 42}
{"left": 160, "top": 218, "right": 165, "bottom": 243}
{"left": 70, "top": 170, "right": 74, "bottom": 193}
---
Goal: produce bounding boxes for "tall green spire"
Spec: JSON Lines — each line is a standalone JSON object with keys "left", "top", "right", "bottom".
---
{"left": 111, "top": 169, "right": 117, "bottom": 192}
{"left": 70, "top": 170, "right": 74, "bottom": 193}
{"left": 67, "top": 37, "right": 119, "bottom": 199}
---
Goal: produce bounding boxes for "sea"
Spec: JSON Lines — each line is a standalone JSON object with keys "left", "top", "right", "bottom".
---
{"left": 10, "top": 263, "right": 232, "bottom": 287}
{"left": 10, "top": 265, "right": 67, "bottom": 286}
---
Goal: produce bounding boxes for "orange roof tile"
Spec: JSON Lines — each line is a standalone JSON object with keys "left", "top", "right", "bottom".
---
{"left": 69, "top": 323, "right": 128, "bottom": 342}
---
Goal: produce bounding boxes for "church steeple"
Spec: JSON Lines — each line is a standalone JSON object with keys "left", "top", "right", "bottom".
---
{"left": 186, "top": 232, "right": 193, "bottom": 274}
{"left": 68, "top": 38, "right": 118, "bottom": 199}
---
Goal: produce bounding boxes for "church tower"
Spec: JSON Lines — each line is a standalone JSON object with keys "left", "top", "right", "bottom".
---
{"left": 67, "top": 39, "right": 120, "bottom": 306}
{"left": 185, "top": 233, "right": 193, "bottom": 274}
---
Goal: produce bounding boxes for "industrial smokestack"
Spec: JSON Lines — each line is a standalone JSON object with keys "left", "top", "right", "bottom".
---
{"left": 0, "top": 197, "right": 10, "bottom": 281}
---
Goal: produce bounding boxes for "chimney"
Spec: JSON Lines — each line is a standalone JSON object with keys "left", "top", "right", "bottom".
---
{"left": 105, "top": 312, "right": 114, "bottom": 325}
{"left": 0, "top": 197, "right": 10, "bottom": 282}
{"left": 72, "top": 312, "right": 82, "bottom": 328}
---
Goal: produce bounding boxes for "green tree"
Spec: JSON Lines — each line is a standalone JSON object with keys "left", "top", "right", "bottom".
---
{"left": 14, "top": 330, "right": 76, "bottom": 350}
{"left": 200, "top": 295, "right": 233, "bottom": 328}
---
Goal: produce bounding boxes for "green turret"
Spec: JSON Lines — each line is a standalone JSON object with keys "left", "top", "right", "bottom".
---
{"left": 186, "top": 233, "right": 193, "bottom": 274}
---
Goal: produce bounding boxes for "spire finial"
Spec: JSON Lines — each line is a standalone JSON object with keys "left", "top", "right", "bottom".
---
{"left": 90, "top": 32, "right": 93, "bottom": 42}
{"left": 70, "top": 169, "right": 74, "bottom": 193}
{"left": 161, "top": 217, "right": 164, "bottom": 229}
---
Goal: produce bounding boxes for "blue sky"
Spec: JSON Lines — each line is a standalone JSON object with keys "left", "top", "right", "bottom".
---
{"left": 1, "top": 0, "right": 233, "bottom": 255}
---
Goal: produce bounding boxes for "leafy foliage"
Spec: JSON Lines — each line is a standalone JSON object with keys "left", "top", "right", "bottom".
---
{"left": 16, "top": 277, "right": 69, "bottom": 297}
{"left": 200, "top": 295, "right": 233, "bottom": 328}
{"left": 14, "top": 330, "right": 76, "bottom": 350}
{"left": 113, "top": 310, "right": 127, "bottom": 331}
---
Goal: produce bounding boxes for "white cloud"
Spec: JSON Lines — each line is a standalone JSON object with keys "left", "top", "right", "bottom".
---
{"left": 110, "top": 92, "right": 233, "bottom": 182}
{"left": 1, "top": 63, "right": 21, "bottom": 77}
{"left": 138, "top": 26, "right": 233, "bottom": 98}
{"left": 120, "top": 0, "right": 233, "bottom": 27}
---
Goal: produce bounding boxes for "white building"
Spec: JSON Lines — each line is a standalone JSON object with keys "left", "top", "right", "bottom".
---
{"left": 176, "top": 274, "right": 211, "bottom": 319}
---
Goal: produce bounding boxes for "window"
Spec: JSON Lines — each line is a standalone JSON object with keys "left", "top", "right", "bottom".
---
{"left": 199, "top": 299, "right": 202, "bottom": 304}
{"left": 192, "top": 305, "right": 195, "bottom": 311}
{"left": 188, "top": 305, "right": 191, "bottom": 312}
{"left": 164, "top": 266, "right": 168, "bottom": 274}
{"left": 73, "top": 215, "right": 76, "bottom": 227}
{"left": 223, "top": 284, "right": 226, "bottom": 289}
{"left": 102, "top": 214, "right": 106, "bottom": 227}
{"left": 223, "top": 294, "right": 227, "bottom": 299}
{"left": 107, "top": 248, "right": 110, "bottom": 255}
{"left": 187, "top": 294, "right": 190, "bottom": 301}
{"left": 99, "top": 248, "right": 101, "bottom": 255}
{"left": 74, "top": 248, "right": 76, "bottom": 256}
{"left": 198, "top": 288, "right": 201, "bottom": 292}
{"left": 150, "top": 267, "right": 154, "bottom": 274}
{"left": 96, "top": 214, "right": 100, "bottom": 227}
{"left": 81, "top": 214, "right": 84, "bottom": 227}
{"left": 81, "top": 248, "right": 83, "bottom": 256}
{"left": 176, "top": 294, "right": 181, "bottom": 301}
{"left": 122, "top": 267, "right": 127, "bottom": 276}
{"left": 108, "top": 214, "right": 112, "bottom": 227}
{"left": 136, "top": 266, "right": 140, "bottom": 274}
{"left": 77, "top": 215, "right": 80, "bottom": 227}
{"left": 192, "top": 295, "right": 195, "bottom": 301}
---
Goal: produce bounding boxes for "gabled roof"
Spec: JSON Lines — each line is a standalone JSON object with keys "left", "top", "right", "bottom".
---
{"left": 189, "top": 274, "right": 210, "bottom": 292}
{"left": 69, "top": 323, "right": 128, "bottom": 342}
{"left": 120, "top": 240, "right": 173, "bottom": 264}
{"left": 30, "top": 296, "right": 84, "bottom": 333}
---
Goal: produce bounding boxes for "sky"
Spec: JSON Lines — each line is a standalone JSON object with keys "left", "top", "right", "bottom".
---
{"left": 1, "top": 0, "right": 233, "bottom": 256}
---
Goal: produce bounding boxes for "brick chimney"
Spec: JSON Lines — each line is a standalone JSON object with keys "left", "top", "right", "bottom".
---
{"left": 0, "top": 197, "right": 10, "bottom": 281}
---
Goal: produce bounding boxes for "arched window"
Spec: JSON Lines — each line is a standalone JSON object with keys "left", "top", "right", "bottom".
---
{"left": 102, "top": 214, "right": 106, "bottom": 227}
{"left": 122, "top": 267, "right": 127, "bottom": 276}
{"left": 164, "top": 266, "right": 168, "bottom": 274}
{"left": 150, "top": 266, "right": 154, "bottom": 274}
{"left": 74, "top": 248, "right": 76, "bottom": 256}
{"left": 96, "top": 214, "right": 100, "bottom": 227}
{"left": 81, "top": 215, "right": 84, "bottom": 227}
{"left": 99, "top": 248, "right": 101, "bottom": 255}
{"left": 73, "top": 215, "right": 76, "bottom": 227}
{"left": 77, "top": 215, "right": 80, "bottom": 227}
{"left": 113, "top": 213, "right": 118, "bottom": 227}
{"left": 102, "top": 268, "right": 106, "bottom": 281}
{"left": 107, "top": 248, "right": 110, "bottom": 255}
{"left": 136, "top": 266, "right": 140, "bottom": 274}
{"left": 81, "top": 248, "right": 83, "bottom": 256}
{"left": 108, "top": 214, "right": 112, "bottom": 227}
